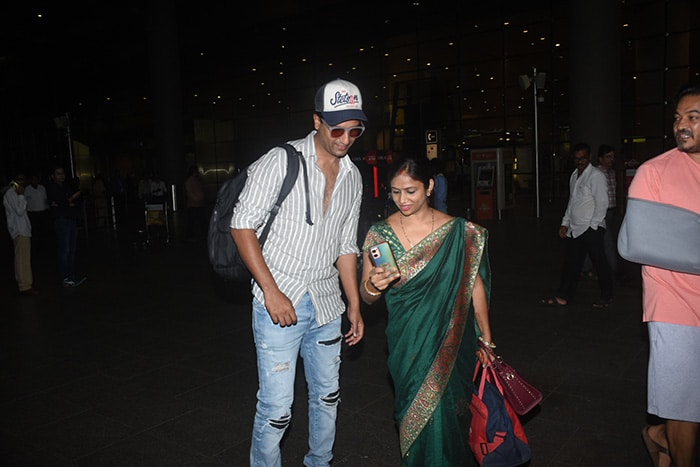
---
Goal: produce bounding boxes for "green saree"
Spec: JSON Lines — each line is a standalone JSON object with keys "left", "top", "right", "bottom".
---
{"left": 363, "top": 217, "right": 490, "bottom": 466}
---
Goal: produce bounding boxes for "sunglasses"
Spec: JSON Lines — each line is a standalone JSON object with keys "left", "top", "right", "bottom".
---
{"left": 322, "top": 120, "right": 365, "bottom": 138}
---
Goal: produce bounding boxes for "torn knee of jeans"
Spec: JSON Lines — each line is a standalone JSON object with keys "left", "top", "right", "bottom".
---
{"left": 321, "top": 389, "right": 340, "bottom": 406}
{"left": 268, "top": 413, "right": 291, "bottom": 430}
{"left": 318, "top": 335, "right": 342, "bottom": 346}
{"left": 271, "top": 361, "right": 290, "bottom": 373}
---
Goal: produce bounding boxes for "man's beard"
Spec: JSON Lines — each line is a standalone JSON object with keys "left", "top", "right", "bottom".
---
{"left": 675, "top": 129, "right": 700, "bottom": 153}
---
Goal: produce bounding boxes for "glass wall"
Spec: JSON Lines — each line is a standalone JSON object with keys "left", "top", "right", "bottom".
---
{"left": 621, "top": 0, "right": 700, "bottom": 163}
{"left": 5, "top": 1, "right": 697, "bottom": 214}
{"left": 182, "top": 0, "right": 699, "bottom": 212}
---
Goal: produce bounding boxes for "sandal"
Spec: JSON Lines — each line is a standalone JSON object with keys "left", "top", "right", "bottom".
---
{"left": 642, "top": 425, "right": 670, "bottom": 467}
{"left": 540, "top": 296, "right": 567, "bottom": 307}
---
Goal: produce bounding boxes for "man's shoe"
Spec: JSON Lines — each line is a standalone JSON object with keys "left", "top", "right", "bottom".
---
{"left": 71, "top": 276, "right": 87, "bottom": 287}
{"left": 19, "top": 288, "right": 40, "bottom": 296}
{"left": 63, "top": 277, "right": 75, "bottom": 287}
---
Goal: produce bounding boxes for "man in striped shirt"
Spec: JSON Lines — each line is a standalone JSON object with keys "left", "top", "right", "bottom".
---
{"left": 597, "top": 145, "right": 619, "bottom": 275}
{"left": 231, "top": 78, "right": 367, "bottom": 467}
{"left": 582, "top": 144, "right": 620, "bottom": 279}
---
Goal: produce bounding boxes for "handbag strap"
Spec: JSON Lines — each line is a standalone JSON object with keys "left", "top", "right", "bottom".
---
{"left": 476, "top": 341, "right": 508, "bottom": 394}
{"left": 473, "top": 362, "right": 503, "bottom": 397}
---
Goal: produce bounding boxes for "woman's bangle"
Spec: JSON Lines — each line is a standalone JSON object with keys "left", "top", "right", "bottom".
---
{"left": 478, "top": 336, "right": 496, "bottom": 349}
{"left": 363, "top": 278, "right": 382, "bottom": 297}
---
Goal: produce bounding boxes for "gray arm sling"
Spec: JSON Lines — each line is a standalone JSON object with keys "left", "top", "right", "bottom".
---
{"left": 617, "top": 197, "right": 700, "bottom": 275}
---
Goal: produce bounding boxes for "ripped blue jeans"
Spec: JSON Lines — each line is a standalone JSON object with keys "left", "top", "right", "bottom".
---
{"left": 250, "top": 293, "right": 342, "bottom": 467}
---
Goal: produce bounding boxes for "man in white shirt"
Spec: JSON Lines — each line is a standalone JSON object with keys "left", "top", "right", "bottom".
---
{"left": 541, "top": 142, "right": 613, "bottom": 308}
{"left": 3, "top": 172, "right": 38, "bottom": 295}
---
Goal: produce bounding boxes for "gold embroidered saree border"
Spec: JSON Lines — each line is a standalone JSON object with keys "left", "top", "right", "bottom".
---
{"left": 398, "top": 221, "right": 487, "bottom": 457}
{"left": 394, "top": 219, "right": 455, "bottom": 286}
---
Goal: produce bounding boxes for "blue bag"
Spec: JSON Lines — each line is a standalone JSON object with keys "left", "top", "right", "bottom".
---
{"left": 469, "top": 365, "right": 532, "bottom": 467}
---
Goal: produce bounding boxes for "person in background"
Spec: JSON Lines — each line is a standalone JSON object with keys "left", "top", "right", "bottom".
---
{"left": 231, "top": 78, "right": 366, "bottom": 466}
{"left": 184, "top": 165, "right": 206, "bottom": 242}
{"left": 598, "top": 145, "right": 620, "bottom": 275}
{"left": 635, "top": 84, "right": 700, "bottom": 467}
{"left": 24, "top": 173, "right": 50, "bottom": 239}
{"left": 581, "top": 144, "right": 619, "bottom": 279}
{"left": 150, "top": 173, "right": 168, "bottom": 203}
{"left": 47, "top": 165, "right": 86, "bottom": 288}
{"left": 3, "top": 172, "right": 39, "bottom": 295}
{"left": 138, "top": 172, "right": 153, "bottom": 203}
{"left": 110, "top": 169, "right": 127, "bottom": 227}
{"left": 540, "top": 142, "right": 613, "bottom": 308}
{"left": 92, "top": 173, "right": 109, "bottom": 229}
{"left": 430, "top": 157, "right": 448, "bottom": 213}
{"left": 360, "top": 157, "right": 494, "bottom": 466}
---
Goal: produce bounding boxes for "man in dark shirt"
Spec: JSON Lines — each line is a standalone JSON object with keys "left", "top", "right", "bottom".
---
{"left": 47, "top": 165, "right": 86, "bottom": 287}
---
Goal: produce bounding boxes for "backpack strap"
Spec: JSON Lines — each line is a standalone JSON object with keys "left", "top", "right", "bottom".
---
{"left": 258, "top": 143, "right": 312, "bottom": 247}
{"left": 280, "top": 143, "right": 312, "bottom": 226}
{"left": 294, "top": 146, "right": 313, "bottom": 226}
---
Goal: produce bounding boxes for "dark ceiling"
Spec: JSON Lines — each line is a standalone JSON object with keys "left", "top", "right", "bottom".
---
{"left": 0, "top": 0, "right": 558, "bottom": 135}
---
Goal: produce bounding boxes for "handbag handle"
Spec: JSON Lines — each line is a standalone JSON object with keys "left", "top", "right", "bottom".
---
{"left": 473, "top": 360, "right": 505, "bottom": 396}
{"left": 477, "top": 338, "right": 511, "bottom": 390}
{"left": 477, "top": 337, "right": 543, "bottom": 415}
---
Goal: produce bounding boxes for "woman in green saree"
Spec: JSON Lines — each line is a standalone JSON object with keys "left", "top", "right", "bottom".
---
{"left": 361, "top": 157, "right": 494, "bottom": 466}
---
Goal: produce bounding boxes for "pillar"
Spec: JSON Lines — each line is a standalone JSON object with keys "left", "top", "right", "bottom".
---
{"left": 147, "top": 0, "right": 186, "bottom": 192}
{"left": 569, "top": 0, "right": 622, "bottom": 161}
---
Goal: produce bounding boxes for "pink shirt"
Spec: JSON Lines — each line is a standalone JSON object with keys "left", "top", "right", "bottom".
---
{"left": 627, "top": 148, "right": 700, "bottom": 326}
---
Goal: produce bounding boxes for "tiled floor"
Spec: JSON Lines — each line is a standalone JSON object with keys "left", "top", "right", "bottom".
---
{"left": 0, "top": 200, "right": 688, "bottom": 466}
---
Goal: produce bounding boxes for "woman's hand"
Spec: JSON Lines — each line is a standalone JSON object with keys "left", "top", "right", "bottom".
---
{"left": 366, "top": 266, "right": 399, "bottom": 292}
{"left": 476, "top": 336, "right": 496, "bottom": 367}
{"left": 360, "top": 251, "right": 400, "bottom": 303}
{"left": 476, "top": 348, "right": 494, "bottom": 367}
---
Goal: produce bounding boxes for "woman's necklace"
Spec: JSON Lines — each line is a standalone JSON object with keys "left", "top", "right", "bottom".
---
{"left": 400, "top": 208, "right": 434, "bottom": 249}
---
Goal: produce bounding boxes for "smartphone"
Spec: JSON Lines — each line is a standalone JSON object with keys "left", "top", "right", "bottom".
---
{"left": 369, "top": 242, "right": 398, "bottom": 272}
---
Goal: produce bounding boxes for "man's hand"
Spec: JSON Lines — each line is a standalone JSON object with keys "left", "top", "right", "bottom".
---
{"left": 343, "top": 304, "right": 364, "bottom": 346}
{"left": 264, "top": 289, "right": 297, "bottom": 327}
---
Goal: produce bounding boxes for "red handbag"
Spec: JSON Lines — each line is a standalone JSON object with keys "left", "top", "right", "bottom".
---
{"left": 478, "top": 339, "right": 543, "bottom": 416}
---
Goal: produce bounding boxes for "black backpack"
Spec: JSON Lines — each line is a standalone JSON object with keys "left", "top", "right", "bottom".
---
{"left": 207, "top": 143, "right": 311, "bottom": 281}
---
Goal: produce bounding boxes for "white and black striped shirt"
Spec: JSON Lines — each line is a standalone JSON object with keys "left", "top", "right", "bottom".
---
{"left": 231, "top": 131, "right": 362, "bottom": 325}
